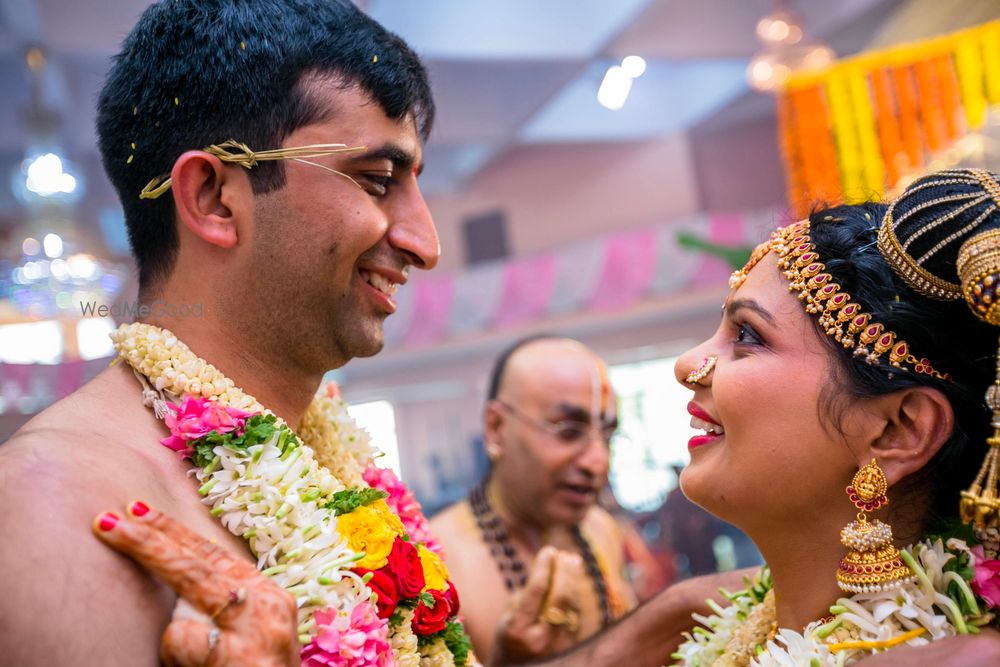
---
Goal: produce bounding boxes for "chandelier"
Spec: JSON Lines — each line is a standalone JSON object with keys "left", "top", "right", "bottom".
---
{"left": 747, "top": 4, "right": 836, "bottom": 93}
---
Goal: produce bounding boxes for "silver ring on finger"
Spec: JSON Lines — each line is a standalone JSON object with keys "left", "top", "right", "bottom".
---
{"left": 205, "top": 627, "right": 221, "bottom": 665}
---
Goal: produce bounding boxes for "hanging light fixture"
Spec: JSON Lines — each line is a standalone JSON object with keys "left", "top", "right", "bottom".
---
{"left": 747, "top": 3, "right": 835, "bottom": 93}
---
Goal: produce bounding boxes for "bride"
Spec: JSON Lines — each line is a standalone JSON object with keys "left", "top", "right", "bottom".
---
{"left": 671, "top": 167, "right": 1000, "bottom": 664}
{"left": 95, "top": 168, "right": 1000, "bottom": 666}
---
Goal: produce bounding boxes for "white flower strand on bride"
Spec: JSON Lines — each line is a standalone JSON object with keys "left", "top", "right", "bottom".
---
{"left": 672, "top": 537, "right": 996, "bottom": 667}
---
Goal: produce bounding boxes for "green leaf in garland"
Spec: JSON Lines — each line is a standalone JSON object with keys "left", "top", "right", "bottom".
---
{"left": 241, "top": 413, "right": 280, "bottom": 448}
{"left": 419, "top": 591, "right": 435, "bottom": 608}
{"left": 191, "top": 440, "right": 219, "bottom": 468}
{"left": 323, "top": 487, "right": 388, "bottom": 516}
{"left": 926, "top": 518, "right": 979, "bottom": 546}
{"left": 443, "top": 621, "right": 472, "bottom": 667}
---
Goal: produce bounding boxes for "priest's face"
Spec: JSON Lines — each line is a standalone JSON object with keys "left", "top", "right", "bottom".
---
{"left": 489, "top": 340, "right": 615, "bottom": 526}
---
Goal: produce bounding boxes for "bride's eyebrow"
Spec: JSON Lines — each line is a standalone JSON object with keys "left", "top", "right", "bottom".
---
{"left": 726, "top": 298, "right": 776, "bottom": 326}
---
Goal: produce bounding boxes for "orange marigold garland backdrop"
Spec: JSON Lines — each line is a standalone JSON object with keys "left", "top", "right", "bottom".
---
{"left": 777, "top": 20, "right": 1000, "bottom": 219}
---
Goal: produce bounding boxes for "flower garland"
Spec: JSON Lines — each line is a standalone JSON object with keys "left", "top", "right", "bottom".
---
{"left": 110, "top": 322, "right": 472, "bottom": 667}
{"left": 671, "top": 537, "right": 1000, "bottom": 667}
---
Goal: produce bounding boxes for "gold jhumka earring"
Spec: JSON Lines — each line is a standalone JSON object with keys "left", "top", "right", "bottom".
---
{"left": 836, "top": 458, "right": 914, "bottom": 593}
{"left": 685, "top": 356, "right": 717, "bottom": 384}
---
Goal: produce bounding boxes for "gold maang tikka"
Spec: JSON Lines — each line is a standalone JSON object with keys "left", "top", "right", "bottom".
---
{"left": 836, "top": 458, "right": 915, "bottom": 593}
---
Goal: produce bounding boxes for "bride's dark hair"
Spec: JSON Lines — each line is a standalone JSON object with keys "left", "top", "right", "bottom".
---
{"left": 806, "top": 169, "right": 1000, "bottom": 528}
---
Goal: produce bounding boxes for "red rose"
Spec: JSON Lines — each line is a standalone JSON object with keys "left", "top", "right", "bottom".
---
{"left": 356, "top": 568, "right": 399, "bottom": 619}
{"left": 444, "top": 581, "right": 460, "bottom": 616}
{"left": 385, "top": 537, "right": 425, "bottom": 598}
{"left": 412, "top": 589, "right": 450, "bottom": 636}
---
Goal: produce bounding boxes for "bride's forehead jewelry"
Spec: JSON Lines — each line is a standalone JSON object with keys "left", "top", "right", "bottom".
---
{"left": 729, "top": 220, "right": 950, "bottom": 381}
{"left": 138, "top": 139, "right": 369, "bottom": 199}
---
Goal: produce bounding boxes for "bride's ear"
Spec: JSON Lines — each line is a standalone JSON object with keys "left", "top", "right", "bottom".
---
{"left": 863, "top": 387, "right": 953, "bottom": 485}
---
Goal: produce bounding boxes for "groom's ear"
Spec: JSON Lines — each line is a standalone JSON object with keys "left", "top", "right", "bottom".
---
{"left": 170, "top": 150, "right": 252, "bottom": 249}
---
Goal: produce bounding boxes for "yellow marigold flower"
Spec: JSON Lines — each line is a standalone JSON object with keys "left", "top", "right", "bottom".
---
{"left": 338, "top": 499, "right": 405, "bottom": 569}
{"left": 418, "top": 544, "right": 449, "bottom": 591}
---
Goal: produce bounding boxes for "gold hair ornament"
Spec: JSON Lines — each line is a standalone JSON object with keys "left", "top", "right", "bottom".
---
{"left": 730, "top": 220, "right": 950, "bottom": 381}
{"left": 876, "top": 168, "right": 1000, "bottom": 301}
{"left": 957, "top": 226, "right": 1000, "bottom": 532}
{"left": 138, "top": 140, "right": 368, "bottom": 199}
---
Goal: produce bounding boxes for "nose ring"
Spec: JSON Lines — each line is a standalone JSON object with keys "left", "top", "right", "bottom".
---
{"left": 685, "top": 356, "right": 717, "bottom": 384}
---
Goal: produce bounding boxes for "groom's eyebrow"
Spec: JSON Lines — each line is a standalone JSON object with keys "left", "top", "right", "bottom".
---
{"left": 348, "top": 143, "right": 424, "bottom": 176}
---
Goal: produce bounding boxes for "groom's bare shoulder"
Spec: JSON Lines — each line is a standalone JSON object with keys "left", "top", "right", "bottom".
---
{"left": 0, "top": 365, "right": 182, "bottom": 666}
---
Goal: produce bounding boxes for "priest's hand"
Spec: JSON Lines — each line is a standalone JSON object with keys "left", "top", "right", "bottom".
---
{"left": 489, "top": 546, "right": 586, "bottom": 666}
{"left": 92, "top": 502, "right": 299, "bottom": 667}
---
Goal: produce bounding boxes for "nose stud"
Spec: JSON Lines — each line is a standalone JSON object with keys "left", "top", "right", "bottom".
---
{"left": 686, "top": 356, "right": 717, "bottom": 384}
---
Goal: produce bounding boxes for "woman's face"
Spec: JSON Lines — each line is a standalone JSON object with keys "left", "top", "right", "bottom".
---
{"left": 674, "top": 253, "right": 869, "bottom": 532}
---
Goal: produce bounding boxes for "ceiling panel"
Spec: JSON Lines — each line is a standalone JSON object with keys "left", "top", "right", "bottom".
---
{"left": 519, "top": 59, "right": 748, "bottom": 142}
{"left": 368, "top": 0, "right": 651, "bottom": 60}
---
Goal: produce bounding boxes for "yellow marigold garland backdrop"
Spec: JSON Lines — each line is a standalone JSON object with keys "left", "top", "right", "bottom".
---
{"left": 778, "top": 20, "right": 1000, "bottom": 217}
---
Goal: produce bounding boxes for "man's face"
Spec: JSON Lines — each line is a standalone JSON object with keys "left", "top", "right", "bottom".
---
{"left": 244, "top": 79, "right": 438, "bottom": 372}
{"left": 491, "top": 341, "right": 616, "bottom": 526}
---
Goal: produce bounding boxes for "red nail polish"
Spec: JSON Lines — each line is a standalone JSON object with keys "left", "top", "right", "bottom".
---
{"left": 131, "top": 501, "right": 150, "bottom": 517}
{"left": 98, "top": 512, "right": 120, "bottom": 532}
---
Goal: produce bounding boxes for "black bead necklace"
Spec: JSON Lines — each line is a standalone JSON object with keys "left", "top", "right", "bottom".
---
{"left": 468, "top": 481, "right": 611, "bottom": 628}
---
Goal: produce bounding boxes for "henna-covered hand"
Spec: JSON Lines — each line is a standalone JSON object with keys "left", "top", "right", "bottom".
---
{"left": 92, "top": 502, "right": 299, "bottom": 667}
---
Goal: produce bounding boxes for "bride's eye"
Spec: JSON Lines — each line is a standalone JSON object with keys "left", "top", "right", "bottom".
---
{"left": 734, "top": 322, "right": 763, "bottom": 346}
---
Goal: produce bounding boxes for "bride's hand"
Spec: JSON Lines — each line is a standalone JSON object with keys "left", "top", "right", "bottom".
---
{"left": 92, "top": 502, "right": 299, "bottom": 667}
{"left": 853, "top": 630, "right": 1000, "bottom": 666}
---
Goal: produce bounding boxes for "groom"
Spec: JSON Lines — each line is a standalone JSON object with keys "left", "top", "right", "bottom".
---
{"left": 0, "top": 1, "right": 440, "bottom": 664}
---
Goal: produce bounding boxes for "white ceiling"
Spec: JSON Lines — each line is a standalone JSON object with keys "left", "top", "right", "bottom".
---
{"left": 0, "top": 0, "right": 910, "bottom": 264}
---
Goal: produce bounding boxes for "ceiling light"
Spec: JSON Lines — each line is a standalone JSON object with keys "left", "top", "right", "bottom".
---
{"left": 24, "top": 153, "right": 77, "bottom": 197}
{"left": 621, "top": 55, "right": 647, "bottom": 78}
{"left": 597, "top": 65, "right": 633, "bottom": 110}
{"left": 747, "top": 5, "right": 834, "bottom": 94}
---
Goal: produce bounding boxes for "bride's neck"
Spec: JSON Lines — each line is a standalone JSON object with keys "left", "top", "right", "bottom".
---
{"left": 749, "top": 514, "right": 851, "bottom": 631}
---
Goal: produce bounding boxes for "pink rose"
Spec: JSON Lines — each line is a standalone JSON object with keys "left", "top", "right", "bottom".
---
{"left": 971, "top": 550, "right": 1000, "bottom": 609}
{"left": 301, "top": 605, "right": 392, "bottom": 667}
{"left": 364, "top": 464, "right": 444, "bottom": 554}
{"left": 159, "top": 396, "right": 251, "bottom": 458}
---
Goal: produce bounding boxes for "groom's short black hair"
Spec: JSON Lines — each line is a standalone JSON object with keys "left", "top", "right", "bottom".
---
{"left": 97, "top": 0, "right": 434, "bottom": 292}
